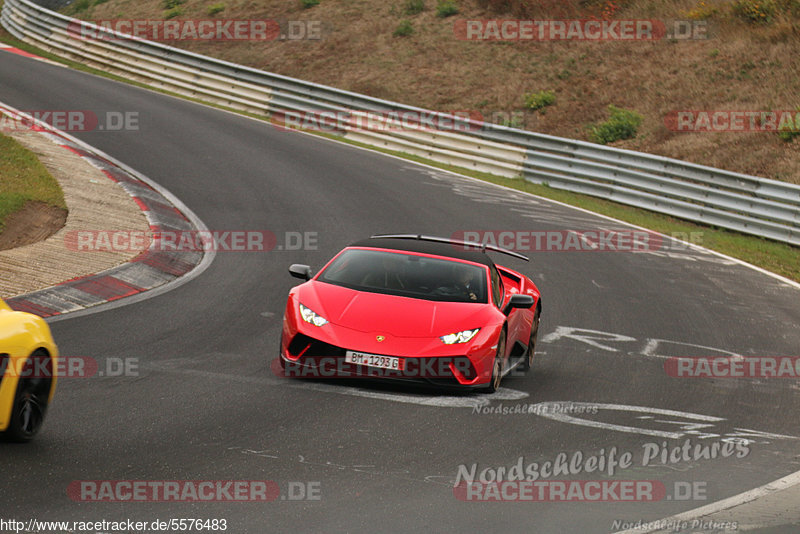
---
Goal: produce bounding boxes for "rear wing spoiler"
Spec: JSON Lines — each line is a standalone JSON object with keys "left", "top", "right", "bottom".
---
{"left": 370, "top": 234, "right": 529, "bottom": 262}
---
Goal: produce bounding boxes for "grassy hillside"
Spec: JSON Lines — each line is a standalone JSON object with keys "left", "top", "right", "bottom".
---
{"left": 62, "top": 0, "right": 800, "bottom": 183}
{"left": 0, "top": 132, "right": 66, "bottom": 233}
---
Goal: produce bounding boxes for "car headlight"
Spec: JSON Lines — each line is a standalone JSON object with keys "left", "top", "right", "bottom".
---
{"left": 299, "top": 303, "right": 328, "bottom": 327}
{"left": 440, "top": 328, "right": 480, "bottom": 345}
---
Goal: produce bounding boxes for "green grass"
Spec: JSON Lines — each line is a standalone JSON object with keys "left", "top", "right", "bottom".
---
{"left": 0, "top": 133, "right": 66, "bottom": 233}
{"left": 206, "top": 3, "right": 225, "bottom": 16}
{"left": 524, "top": 90, "right": 556, "bottom": 112}
{"left": 435, "top": 0, "right": 459, "bottom": 17}
{"left": 393, "top": 19, "right": 414, "bottom": 37}
{"left": 589, "top": 105, "right": 644, "bottom": 145}
{"left": 164, "top": 7, "right": 183, "bottom": 19}
{"left": 403, "top": 0, "right": 425, "bottom": 15}
{"left": 2, "top": 28, "right": 797, "bottom": 282}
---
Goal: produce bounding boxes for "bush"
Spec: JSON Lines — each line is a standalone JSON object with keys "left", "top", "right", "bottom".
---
{"left": 732, "top": 0, "right": 777, "bottom": 23}
{"left": 778, "top": 107, "right": 800, "bottom": 142}
{"left": 300, "top": 0, "right": 320, "bottom": 8}
{"left": 524, "top": 90, "right": 556, "bottom": 111}
{"left": 436, "top": 0, "right": 459, "bottom": 17}
{"left": 207, "top": 3, "right": 225, "bottom": 15}
{"left": 403, "top": 0, "right": 425, "bottom": 15}
{"left": 164, "top": 7, "right": 184, "bottom": 19}
{"left": 162, "top": 0, "right": 185, "bottom": 9}
{"left": 589, "top": 105, "right": 643, "bottom": 144}
{"left": 394, "top": 19, "right": 414, "bottom": 36}
{"left": 778, "top": 128, "right": 799, "bottom": 142}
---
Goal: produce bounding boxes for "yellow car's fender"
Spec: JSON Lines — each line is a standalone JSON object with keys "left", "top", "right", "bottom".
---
{"left": 0, "top": 298, "right": 58, "bottom": 438}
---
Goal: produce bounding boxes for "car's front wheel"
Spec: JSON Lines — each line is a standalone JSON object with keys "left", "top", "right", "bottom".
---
{"left": 483, "top": 330, "right": 506, "bottom": 394}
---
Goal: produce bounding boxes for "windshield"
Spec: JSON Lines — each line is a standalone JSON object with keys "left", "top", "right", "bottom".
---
{"left": 318, "top": 249, "right": 488, "bottom": 303}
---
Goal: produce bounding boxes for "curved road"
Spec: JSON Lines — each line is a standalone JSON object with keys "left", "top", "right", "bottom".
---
{"left": 2, "top": 52, "right": 800, "bottom": 533}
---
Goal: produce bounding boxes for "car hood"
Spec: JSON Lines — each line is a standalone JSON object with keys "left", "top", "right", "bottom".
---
{"left": 296, "top": 281, "right": 494, "bottom": 338}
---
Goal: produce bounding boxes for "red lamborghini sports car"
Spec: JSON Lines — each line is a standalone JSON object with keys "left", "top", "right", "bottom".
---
{"left": 279, "top": 235, "right": 541, "bottom": 392}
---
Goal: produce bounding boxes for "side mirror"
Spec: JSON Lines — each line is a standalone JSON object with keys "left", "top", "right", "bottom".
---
{"left": 502, "top": 294, "right": 534, "bottom": 316}
{"left": 289, "top": 264, "right": 312, "bottom": 281}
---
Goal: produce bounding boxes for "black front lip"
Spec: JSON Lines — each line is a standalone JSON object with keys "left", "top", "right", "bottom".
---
{"left": 278, "top": 352, "right": 486, "bottom": 390}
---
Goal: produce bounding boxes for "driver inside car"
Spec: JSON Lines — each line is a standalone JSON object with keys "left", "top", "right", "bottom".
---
{"left": 361, "top": 254, "right": 406, "bottom": 290}
{"left": 455, "top": 264, "right": 480, "bottom": 301}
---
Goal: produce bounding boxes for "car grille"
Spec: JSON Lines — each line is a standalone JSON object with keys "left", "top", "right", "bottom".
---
{"left": 287, "top": 333, "right": 346, "bottom": 359}
{"left": 285, "top": 334, "right": 476, "bottom": 384}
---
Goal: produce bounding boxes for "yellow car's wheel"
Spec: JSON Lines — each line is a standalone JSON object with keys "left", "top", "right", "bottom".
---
{"left": 4, "top": 350, "right": 52, "bottom": 442}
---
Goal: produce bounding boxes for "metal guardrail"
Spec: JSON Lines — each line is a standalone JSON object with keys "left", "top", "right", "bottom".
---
{"left": 3, "top": 0, "right": 800, "bottom": 245}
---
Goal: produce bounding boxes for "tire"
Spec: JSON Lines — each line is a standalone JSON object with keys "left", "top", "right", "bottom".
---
{"left": 2, "top": 350, "right": 51, "bottom": 442}
{"left": 519, "top": 307, "right": 541, "bottom": 373}
{"left": 483, "top": 330, "right": 506, "bottom": 394}
{"left": 278, "top": 333, "right": 286, "bottom": 370}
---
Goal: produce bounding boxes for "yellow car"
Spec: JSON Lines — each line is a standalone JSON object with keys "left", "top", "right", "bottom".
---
{"left": 0, "top": 298, "right": 58, "bottom": 442}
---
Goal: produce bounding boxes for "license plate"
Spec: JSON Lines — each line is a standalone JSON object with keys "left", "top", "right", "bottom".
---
{"left": 345, "top": 351, "right": 403, "bottom": 371}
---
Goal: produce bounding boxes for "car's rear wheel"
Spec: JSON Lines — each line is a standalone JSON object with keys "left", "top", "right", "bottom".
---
{"left": 519, "top": 307, "right": 541, "bottom": 373}
{"left": 3, "top": 350, "right": 51, "bottom": 442}
{"left": 484, "top": 331, "right": 506, "bottom": 394}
